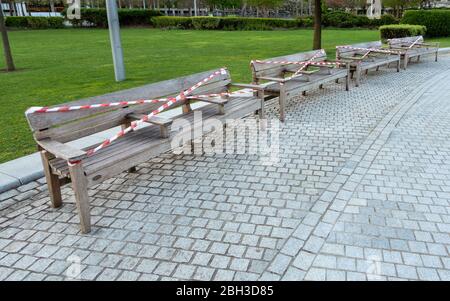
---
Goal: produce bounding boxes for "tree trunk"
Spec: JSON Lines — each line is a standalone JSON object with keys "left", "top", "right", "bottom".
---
{"left": 313, "top": 0, "right": 321, "bottom": 50}
{"left": 50, "top": 0, "right": 55, "bottom": 13}
{"left": 8, "top": 1, "right": 16, "bottom": 16}
{"left": 240, "top": 1, "right": 247, "bottom": 17}
{"left": 0, "top": 1, "right": 15, "bottom": 71}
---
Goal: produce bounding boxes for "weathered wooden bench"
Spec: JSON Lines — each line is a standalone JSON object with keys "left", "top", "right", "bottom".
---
{"left": 25, "top": 68, "right": 264, "bottom": 233}
{"left": 251, "top": 49, "right": 350, "bottom": 122}
{"left": 336, "top": 41, "right": 401, "bottom": 87}
{"left": 387, "top": 36, "right": 439, "bottom": 69}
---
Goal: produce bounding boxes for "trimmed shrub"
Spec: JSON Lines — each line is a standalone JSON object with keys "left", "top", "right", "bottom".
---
{"left": 300, "top": 17, "right": 314, "bottom": 27}
{"left": 4, "top": 16, "right": 28, "bottom": 27}
{"left": 5, "top": 16, "right": 64, "bottom": 29}
{"left": 192, "top": 17, "right": 221, "bottom": 30}
{"left": 401, "top": 9, "right": 450, "bottom": 37}
{"left": 378, "top": 14, "right": 399, "bottom": 26}
{"left": 62, "top": 8, "right": 161, "bottom": 27}
{"left": 322, "top": 11, "right": 371, "bottom": 28}
{"left": 151, "top": 16, "right": 193, "bottom": 29}
{"left": 370, "top": 14, "right": 399, "bottom": 27}
{"left": 380, "top": 24, "right": 427, "bottom": 40}
{"left": 152, "top": 16, "right": 304, "bottom": 30}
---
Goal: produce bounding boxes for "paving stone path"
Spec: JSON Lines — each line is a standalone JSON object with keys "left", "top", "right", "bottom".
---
{"left": 0, "top": 54, "right": 449, "bottom": 280}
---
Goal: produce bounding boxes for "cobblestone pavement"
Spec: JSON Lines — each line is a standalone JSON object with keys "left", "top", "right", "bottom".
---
{"left": 0, "top": 54, "right": 449, "bottom": 281}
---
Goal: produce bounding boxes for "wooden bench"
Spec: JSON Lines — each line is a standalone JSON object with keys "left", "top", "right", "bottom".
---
{"left": 336, "top": 41, "right": 401, "bottom": 87}
{"left": 251, "top": 49, "right": 350, "bottom": 122}
{"left": 387, "top": 36, "right": 439, "bottom": 69}
{"left": 25, "top": 68, "right": 264, "bottom": 233}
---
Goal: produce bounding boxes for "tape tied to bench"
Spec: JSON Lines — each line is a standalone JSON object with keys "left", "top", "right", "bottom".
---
{"left": 27, "top": 68, "right": 260, "bottom": 164}
{"left": 387, "top": 37, "right": 422, "bottom": 49}
{"left": 336, "top": 45, "right": 401, "bottom": 58}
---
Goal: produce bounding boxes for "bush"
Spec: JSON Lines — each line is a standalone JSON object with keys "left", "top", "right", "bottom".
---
{"left": 322, "top": 11, "right": 371, "bottom": 28}
{"left": 380, "top": 24, "right": 427, "bottom": 40}
{"left": 300, "top": 17, "right": 314, "bottom": 27}
{"left": 151, "top": 16, "right": 304, "bottom": 31}
{"left": 5, "top": 16, "right": 64, "bottom": 29}
{"left": 62, "top": 8, "right": 161, "bottom": 27}
{"left": 151, "top": 16, "right": 193, "bottom": 29}
{"left": 401, "top": 10, "right": 450, "bottom": 37}
{"left": 192, "top": 17, "right": 221, "bottom": 30}
{"left": 4, "top": 16, "right": 28, "bottom": 28}
{"left": 379, "top": 14, "right": 399, "bottom": 26}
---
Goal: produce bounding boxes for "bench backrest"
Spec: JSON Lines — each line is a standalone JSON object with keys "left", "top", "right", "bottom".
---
{"left": 336, "top": 41, "right": 383, "bottom": 58}
{"left": 387, "top": 36, "right": 424, "bottom": 48}
{"left": 26, "top": 69, "right": 231, "bottom": 143}
{"left": 251, "top": 49, "right": 328, "bottom": 82}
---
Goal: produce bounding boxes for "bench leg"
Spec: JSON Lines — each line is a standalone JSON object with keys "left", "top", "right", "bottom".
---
{"left": 69, "top": 162, "right": 91, "bottom": 234}
{"left": 435, "top": 51, "right": 438, "bottom": 62}
{"left": 417, "top": 55, "right": 421, "bottom": 62}
{"left": 40, "top": 150, "right": 62, "bottom": 208}
{"left": 396, "top": 59, "right": 400, "bottom": 72}
{"left": 279, "top": 84, "right": 286, "bottom": 122}
{"left": 122, "top": 123, "right": 137, "bottom": 172}
{"left": 257, "top": 91, "right": 265, "bottom": 119}
{"left": 335, "top": 78, "right": 339, "bottom": 83}
{"left": 302, "top": 91, "right": 306, "bottom": 96}
{"left": 355, "top": 66, "right": 361, "bottom": 87}
{"left": 319, "top": 84, "right": 324, "bottom": 89}
{"left": 403, "top": 54, "right": 408, "bottom": 70}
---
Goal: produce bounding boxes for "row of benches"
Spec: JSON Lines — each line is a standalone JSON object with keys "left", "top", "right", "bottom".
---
{"left": 25, "top": 36, "right": 439, "bottom": 233}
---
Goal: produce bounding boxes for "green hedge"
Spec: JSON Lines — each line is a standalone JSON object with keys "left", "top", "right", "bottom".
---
{"left": 380, "top": 24, "right": 427, "bottom": 40}
{"left": 401, "top": 9, "right": 450, "bottom": 37}
{"left": 63, "top": 8, "right": 162, "bottom": 27}
{"left": 322, "top": 11, "right": 398, "bottom": 28}
{"left": 152, "top": 13, "right": 397, "bottom": 30}
{"left": 5, "top": 16, "right": 64, "bottom": 29}
{"left": 151, "top": 16, "right": 310, "bottom": 30}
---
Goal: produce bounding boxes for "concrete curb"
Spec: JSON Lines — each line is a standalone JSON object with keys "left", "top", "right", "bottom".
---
{"left": 439, "top": 47, "right": 450, "bottom": 54}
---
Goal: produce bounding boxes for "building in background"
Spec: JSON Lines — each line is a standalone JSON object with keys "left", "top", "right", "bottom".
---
{"left": 434, "top": 0, "right": 450, "bottom": 7}
{"left": 1, "top": 2, "right": 28, "bottom": 16}
{"left": 367, "top": 0, "right": 382, "bottom": 18}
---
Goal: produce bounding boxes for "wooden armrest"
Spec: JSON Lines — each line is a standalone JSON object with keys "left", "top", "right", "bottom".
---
{"left": 127, "top": 113, "right": 173, "bottom": 126}
{"left": 294, "top": 68, "right": 320, "bottom": 74}
{"left": 414, "top": 42, "right": 439, "bottom": 48}
{"left": 258, "top": 76, "right": 287, "bottom": 83}
{"left": 37, "top": 138, "right": 87, "bottom": 161}
{"left": 339, "top": 55, "right": 365, "bottom": 61}
{"left": 230, "top": 83, "right": 267, "bottom": 91}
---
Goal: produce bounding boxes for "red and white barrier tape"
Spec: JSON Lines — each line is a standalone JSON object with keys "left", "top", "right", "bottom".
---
{"left": 336, "top": 45, "right": 400, "bottom": 55}
{"left": 292, "top": 50, "right": 328, "bottom": 77}
{"left": 252, "top": 49, "right": 327, "bottom": 67}
{"left": 27, "top": 68, "right": 233, "bottom": 164}
{"left": 408, "top": 37, "right": 422, "bottom": 49}
{"left": 387, "top": 37, "right": 422, "bottom": 49}
{"left": 26, "top": 91, "right": 253, "bottom": 114}
{"left": 252, "top": 50, "right": 343, "bottom": 81}
{"left": 84, "top": 68, "right": 229, "bottom": 157}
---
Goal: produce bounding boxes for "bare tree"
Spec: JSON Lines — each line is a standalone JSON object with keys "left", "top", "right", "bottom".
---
{"left": 0, "top": 0, "right": 15, "bottom": 71}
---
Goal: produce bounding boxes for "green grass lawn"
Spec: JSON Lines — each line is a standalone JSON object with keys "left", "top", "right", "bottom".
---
{"left": 0, "top": 28, "right": 449, "bottom": 163}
